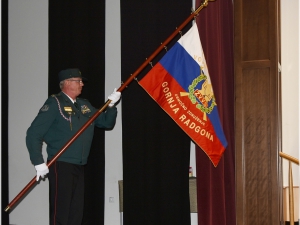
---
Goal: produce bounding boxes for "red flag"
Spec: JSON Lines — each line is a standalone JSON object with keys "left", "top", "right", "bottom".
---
{"left": 139, "top": 24, "right": 227, "bottom": 166}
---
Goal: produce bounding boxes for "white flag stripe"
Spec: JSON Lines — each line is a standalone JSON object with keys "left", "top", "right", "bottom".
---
{"left": 177, "top": 23, "right": 212, "bottom": 94}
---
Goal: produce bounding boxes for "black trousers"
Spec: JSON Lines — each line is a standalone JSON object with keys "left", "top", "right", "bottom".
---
{"left": 48, "top": 161, "right": 84, "bottom": 225}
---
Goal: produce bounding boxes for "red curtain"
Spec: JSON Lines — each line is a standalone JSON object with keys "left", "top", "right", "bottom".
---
{"left": 195, "top": 0, "right": 235, "bottom": 224}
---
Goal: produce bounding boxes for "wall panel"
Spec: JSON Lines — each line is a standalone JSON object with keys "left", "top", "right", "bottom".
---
{"left": 235, "top": 0, "right": 282, "bottom": 224}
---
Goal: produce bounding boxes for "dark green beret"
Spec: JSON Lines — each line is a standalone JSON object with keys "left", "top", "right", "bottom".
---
{"left": 58, "top": 68, "right": 87, "bottom": 82}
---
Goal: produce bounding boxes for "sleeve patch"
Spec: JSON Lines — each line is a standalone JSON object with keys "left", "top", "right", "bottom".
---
{"left": 40, "top": 104, "right": 49, "bottom": 112}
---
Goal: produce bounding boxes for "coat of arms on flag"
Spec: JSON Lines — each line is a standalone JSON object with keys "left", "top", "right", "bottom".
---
{"left": 139, "top": 23, "right": 227, "bottom": 167}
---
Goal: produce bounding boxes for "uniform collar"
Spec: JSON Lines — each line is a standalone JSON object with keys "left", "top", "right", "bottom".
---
{"left": 61, "top": 91, "right": 76, "bottom": 103}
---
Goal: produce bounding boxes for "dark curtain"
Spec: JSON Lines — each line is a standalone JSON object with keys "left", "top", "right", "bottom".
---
{"left": 121, "top": 1, "right": 193, "bottom": 225}
{"left": 195, "top": 0, "right": 235, "bottom": 225}
{"left": 49, "top": 1, "right": 106, "bottom": 224}
{"left": 2, "top": 0, "right": 9, "bottom": 224}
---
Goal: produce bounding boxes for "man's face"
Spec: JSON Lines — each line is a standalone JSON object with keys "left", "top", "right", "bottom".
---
{"left": 65, "top": 78, "right": 84, "bottom": 97}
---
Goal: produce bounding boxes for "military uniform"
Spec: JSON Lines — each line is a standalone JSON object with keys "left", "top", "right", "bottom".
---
{"left": 26, "top": 91, "right": 117, "bottom": 166}
{"left": 26, "top": 91, "right": 118, "bottom": 225}
{"left": 26, "top": 68, "right": 120, "bottom": 225}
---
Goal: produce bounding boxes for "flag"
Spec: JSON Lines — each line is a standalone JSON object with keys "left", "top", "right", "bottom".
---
{"left": 139, "top": 23, "right": 227, "bottom": 167}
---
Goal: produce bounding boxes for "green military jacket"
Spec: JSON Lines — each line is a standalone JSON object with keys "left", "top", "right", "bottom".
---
{"left": 26, "top": 92, "right": 117, "bottom": 166}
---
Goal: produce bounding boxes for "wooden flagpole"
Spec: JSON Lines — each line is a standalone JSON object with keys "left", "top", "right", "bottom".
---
{"left": 5, "top": 0, "right": 213, "bottom": 212}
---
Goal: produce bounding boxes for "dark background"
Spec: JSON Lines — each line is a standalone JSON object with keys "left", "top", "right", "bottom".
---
{"left": 48, "top": 1, "right": 106, "bottom": 224}
{"left": 2, "top": 0, "right": 9, "bottom": 224}
{"left": 121, "top": 1, "right": 192, "bottom": 224}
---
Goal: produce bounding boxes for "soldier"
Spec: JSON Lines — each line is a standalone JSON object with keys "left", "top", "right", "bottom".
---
{"left": 26, "top": 68, "right": 121, "bottom": 225}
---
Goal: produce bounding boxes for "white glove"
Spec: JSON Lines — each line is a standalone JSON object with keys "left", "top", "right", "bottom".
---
{"left": 108, "top": 88, "right": 121, "bottom": 107}
{"left": 35, "top": 163, "right": 49, "bottom": 181}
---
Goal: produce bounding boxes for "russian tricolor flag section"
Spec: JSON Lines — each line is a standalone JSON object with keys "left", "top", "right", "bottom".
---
{"left": 139, "top": 24, "right": 227, "bottom": 167}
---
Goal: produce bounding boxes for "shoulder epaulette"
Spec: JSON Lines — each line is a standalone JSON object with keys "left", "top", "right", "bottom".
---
{"left": 77, "top": 97, "right": 88, "bottom": 101}
{"left": 51, "top": 93, "right": 61, "bottom": 98}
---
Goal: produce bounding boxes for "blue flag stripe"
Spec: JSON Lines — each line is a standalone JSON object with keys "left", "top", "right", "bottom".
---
{"left": 159, "top": 42, "right": 227, "bottom": 148}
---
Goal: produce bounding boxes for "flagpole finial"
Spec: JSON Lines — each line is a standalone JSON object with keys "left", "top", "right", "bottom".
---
{"left": 194, "top": 0, "right": 210, "bottom": 14}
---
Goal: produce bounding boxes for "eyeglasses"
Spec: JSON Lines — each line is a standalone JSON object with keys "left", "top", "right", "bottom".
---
{"left": 68, "top": 79, "right": 83, "bottom": 84}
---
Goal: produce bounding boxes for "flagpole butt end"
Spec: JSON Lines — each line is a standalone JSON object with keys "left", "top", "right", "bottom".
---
{"left": 4, "top": 206, "right": 10, "bottom": 212}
